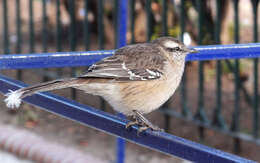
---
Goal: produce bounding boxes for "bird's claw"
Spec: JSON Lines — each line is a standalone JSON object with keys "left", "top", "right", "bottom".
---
{"left": 136, "top": 123, "right": 163, "bottom": 136}
{"left": 125, "top": 110, "right": 163, "bottom": 135}
{"left": 125, "top": 120, "right": 139, "bottom": 129}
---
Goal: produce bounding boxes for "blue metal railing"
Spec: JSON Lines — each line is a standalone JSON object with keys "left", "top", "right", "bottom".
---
{"left": 1, "top": 43, "right": 260, "bottom": 69}
{"left": 115, "top": 1, "right": 128, "bottom": 162}
{"left": 0, "top": 44, "right": 258, "bottom": 163}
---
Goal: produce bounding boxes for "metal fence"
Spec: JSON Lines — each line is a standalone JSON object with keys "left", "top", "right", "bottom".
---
{"left": 0, "top": 45, "right": 258, "bottom": 163}
{"left": 0, "top": 0, "right": 260, "bottom": 160}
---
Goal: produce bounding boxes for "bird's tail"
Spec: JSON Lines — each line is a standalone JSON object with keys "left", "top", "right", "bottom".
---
{"left": 4, "top": 78, "right": 83, "bottom": 109}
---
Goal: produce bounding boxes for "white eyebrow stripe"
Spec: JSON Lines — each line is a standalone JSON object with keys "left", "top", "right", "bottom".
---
{"left": 164, "top": 41, "right": 179, "bottom": 48}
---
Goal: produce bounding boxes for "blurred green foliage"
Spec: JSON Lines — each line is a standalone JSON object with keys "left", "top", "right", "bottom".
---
{"left": 228, "top": 24, "right": 235, "bottom": 43}
{"left": 151, "top": 25, "right": 180, "bottom": 40}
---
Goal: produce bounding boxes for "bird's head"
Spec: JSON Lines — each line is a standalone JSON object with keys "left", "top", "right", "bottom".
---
{"left": 151, "top": 37, "right": 198, "bottom": 61}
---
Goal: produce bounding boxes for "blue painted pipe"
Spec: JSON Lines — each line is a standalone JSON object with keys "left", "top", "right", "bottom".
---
{"left": 189, "top": 43, "right": 260, "bottom": 61}
{"left": 1, "top": 43, "right": 260, "bottom": 70}
{"left": 116, "top": 0, "right": 128, "bottom": 163}
{"left": 0, "top": 50, "right": 114, "bottom": 69}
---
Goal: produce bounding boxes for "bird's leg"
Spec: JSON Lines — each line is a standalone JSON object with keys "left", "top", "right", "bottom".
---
{"left": 133, "top": 110, "right": 163, "bottom": 132}
{"left": 125, "top": 117, "right": 139, "bottom": 129}
{"left": 126, "top": 110, "right": 163, "bottom": 133}
{"left": 125, "top": 113, "right": 141, "bottom": 129}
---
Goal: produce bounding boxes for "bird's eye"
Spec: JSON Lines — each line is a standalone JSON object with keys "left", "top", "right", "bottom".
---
{"left": 166, "top": 47, "right": 181, "bottom": 52}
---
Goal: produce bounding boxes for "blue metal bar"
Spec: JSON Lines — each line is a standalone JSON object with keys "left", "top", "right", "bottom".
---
{"left": 2, "top": 43, "right": 260, "bottom": 70}
{"left": 0, "top": 74, "right": 255, "bottom": 163}
{"left": 189, "top": 43, "right": 260, "bottom": 61}
{"left": 0, "top": 50, "right": 113, "bottom": 69}
{"left": 116, "top": 134, "right": 125, "bottom": 163}
{"left": 116, "top": 0, "right": 128, "bottom": 163}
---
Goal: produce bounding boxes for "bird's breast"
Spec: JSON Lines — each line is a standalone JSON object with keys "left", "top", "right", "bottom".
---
{"left": 112, "top": 62, "right": 185, "bottom": 115}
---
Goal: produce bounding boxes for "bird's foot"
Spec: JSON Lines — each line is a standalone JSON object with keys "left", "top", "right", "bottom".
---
{"left": 125, "top": 119, "right": 139, "bottom": 129}
{"left": 125, "top": 110, "right": 163, "bottom": 135}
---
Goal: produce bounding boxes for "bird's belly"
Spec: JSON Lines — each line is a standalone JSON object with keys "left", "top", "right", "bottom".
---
{"left": 74, "top": 74, "right": 182, "bottom": 116}
{"left": 113, "top": 78, "right": 180, "bottom": 115}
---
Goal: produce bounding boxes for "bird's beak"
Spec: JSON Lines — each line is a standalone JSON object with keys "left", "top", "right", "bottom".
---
{"left": 187, "top": 48, "right": 198, "bottom": 54}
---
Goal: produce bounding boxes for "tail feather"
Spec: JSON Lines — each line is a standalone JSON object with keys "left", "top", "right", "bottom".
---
{"left": 4, "top": 78, "right": 82, "bottom": 109}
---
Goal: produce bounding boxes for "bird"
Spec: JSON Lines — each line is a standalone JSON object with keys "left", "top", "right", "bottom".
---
{"left": 4, "top": 37, "right": 198, "bottom": 133}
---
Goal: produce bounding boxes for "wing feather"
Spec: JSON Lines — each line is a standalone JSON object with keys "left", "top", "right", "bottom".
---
{"left": 79, "top": 43, "right": 166, "bottom": 81}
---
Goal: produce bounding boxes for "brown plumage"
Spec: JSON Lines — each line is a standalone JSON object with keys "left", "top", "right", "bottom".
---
{"left": 81, "top": 43, "right": 166, "bottom": 81}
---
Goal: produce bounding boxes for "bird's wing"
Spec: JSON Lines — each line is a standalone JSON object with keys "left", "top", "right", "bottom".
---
{"left": 79, "top": 44, "right": 167, "bottom": 81}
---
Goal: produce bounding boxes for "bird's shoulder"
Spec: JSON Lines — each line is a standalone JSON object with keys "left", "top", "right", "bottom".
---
{"left": 114, "top": 43, "right": 167, "bottom": 69}
{"left": 115, "top": 43, "right": 160, "bottom": 57}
